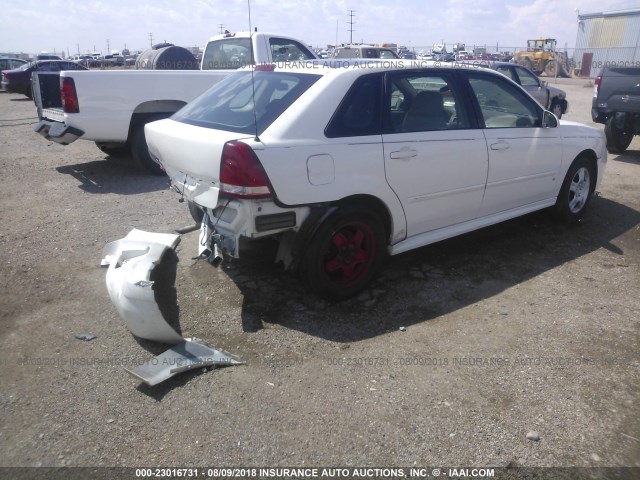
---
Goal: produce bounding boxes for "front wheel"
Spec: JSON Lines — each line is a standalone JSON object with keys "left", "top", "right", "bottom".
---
{"left": 301, "top": 208, "right": 387, "bottom": 300}
{"left": 550, "top": 100, "right": 563, "bottom": 119}
{"left": 555, "top": 158, "right": 595, "bottom": 222}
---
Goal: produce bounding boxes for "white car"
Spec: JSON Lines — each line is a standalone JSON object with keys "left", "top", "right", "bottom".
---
{"left": 145, "top": 62, "right": 607, "bottom": 300}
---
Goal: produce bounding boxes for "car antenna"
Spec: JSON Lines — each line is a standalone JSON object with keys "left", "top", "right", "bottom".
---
{"left": 248, "top": 0, "right": 260, "bottom": 142}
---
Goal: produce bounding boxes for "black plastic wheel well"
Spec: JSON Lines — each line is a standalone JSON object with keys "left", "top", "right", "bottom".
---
{"left": 126, "top": 104, "right": 186, "bottom": 142}
{"left": 335, "top": 194, "right": 392, "bottom": 239}
{"left": 575, "top": 149, "right": 598, "bottom": 191}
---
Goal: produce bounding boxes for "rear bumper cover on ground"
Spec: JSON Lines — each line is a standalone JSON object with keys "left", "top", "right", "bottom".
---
{"left": 101, "top": 229, "right": 184, "bottom": 344}
{"left": 101, "top": 228, "right": 242, "bottom": 386}
{"left": 34, "top": 119, "right": 83, "bottom": 145}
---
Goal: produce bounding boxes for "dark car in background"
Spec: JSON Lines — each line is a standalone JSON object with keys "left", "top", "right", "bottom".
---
{"left": 1, "top": 60, "right": 87, "bottom": 97}
{"left": 462, "top": 60, "right": 568, "bottom": 118}
{"left": 0, "top": 57, "right": 28, "bottom": 71}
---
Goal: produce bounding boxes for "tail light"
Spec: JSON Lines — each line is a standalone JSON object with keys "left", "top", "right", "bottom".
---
{"left": 61, "top": 77, "right": 79, "bottom": 113}
{"left": 593, "top": 76, "right": 601, "bottom": 98}
{"left": 220, "top": 141, "right": 272, "bottom": 199}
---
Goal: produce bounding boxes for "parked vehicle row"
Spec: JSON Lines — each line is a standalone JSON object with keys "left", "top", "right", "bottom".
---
{"left": 1, "top": 60, "right": 87, "bottom": 97}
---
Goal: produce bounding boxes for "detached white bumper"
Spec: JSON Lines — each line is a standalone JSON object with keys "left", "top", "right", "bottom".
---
{"left": 101, "top": 229, "right": 183, "bottom": 344}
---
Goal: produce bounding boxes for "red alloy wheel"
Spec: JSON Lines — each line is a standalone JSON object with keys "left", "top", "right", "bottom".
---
{"left": 322, "top": 222, "right": 377, "bottom": 288}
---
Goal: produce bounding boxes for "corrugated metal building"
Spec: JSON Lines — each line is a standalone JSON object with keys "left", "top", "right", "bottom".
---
{"left": 574, "top": 9, "right": 640, "bottom": 77}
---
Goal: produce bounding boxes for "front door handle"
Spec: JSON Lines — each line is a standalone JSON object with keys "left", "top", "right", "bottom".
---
{"left": 389, "top": 147, "right": 418, "bottom": 159}
{"left": 490, "top": 140, "right": 510, "bottom": 151}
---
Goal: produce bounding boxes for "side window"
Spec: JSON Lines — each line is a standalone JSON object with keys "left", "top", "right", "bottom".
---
{"left": 325, "top": 74, "right": 383, "bottom": 138}
{"left": 387, "top": 73, "right": 469, "bottom": 133}
{"left": 335, "top": 48, "right": 359, "bottom": 59}
{"left": 468, "top": 73, "right": 540, "bottom": 128}
{"left": 514, "top": 67, "right": 540, "bottom": 87}
{"left": 495, "top": 65, "right": 516, "bottom": 81}
{"left": 379, "top": 50, "right": 397, "bottom": 59}
{"left": 201, "top": 38, "right": 252, "bottom": 70}
{"left": 270, "top": 38, "right": 316, "bottom": 61}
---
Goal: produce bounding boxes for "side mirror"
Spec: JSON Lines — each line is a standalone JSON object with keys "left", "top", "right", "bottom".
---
{"left": 542, "top": 110, "right": 558, "bottom": 128}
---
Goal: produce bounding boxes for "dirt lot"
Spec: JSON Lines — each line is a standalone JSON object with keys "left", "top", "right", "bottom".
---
{"left": 0, "top": 77, "right": 639, "bottom": 476}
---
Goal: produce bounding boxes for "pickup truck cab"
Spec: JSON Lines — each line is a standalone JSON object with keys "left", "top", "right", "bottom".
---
{"left": 32, "top": 31, "right": 317, "bottom": 174}
{"left": 592, "top": 66, "right": 640, "bottom": 153}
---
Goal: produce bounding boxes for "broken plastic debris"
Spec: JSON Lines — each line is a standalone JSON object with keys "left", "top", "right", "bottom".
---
{"left": 101, "top": 229, "right": 183, "bottom": 344}
{"left": 124, "top": 338, "right": 243, "bottom": 386}
{"left": 74, "top": 333, "right": 97, "bottom": 341}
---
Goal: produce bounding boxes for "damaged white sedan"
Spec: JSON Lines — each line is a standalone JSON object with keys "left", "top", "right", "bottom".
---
{"left": 143, "top": 62, "right": 607, "bottom": 300}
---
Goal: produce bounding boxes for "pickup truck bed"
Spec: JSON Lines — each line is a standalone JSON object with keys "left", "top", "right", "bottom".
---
{"left": 32, "top": 31, "right": 319, "bottom": 174}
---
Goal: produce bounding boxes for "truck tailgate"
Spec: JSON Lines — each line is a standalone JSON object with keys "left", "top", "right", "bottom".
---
{"left": 597, "top": 67, "right": 640, "bottom": 113}
{"left": 32, "top": 72, "right": 63, "bottom": 120}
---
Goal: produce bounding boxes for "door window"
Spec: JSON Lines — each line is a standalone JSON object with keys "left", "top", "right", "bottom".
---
{"left": 269, "top": 38, "right": 316, "bottom": 61}
{"left": 386, "top": 73, "right": 468, "bottom": 133}
{"left": 467, "top": 73, "right": 539, "bottom": 128}
{"left": 495, "top": 65, "right": 516, "bottom": 81}
{"left": 514, "top": 66, "right": 540, "bottom": 87}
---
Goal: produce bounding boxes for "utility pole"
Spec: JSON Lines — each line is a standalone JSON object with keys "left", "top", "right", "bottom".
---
{"left": 218, "top": 23, "right": 225, "bottom": 34}
{"left": 149, "top": 32, "right": 153, "bottom": 47}
{"left": 77, "top": 43, "right": 80, "bottom": 55}
{"left": 347, "top": 10, "right": 355, "bottom": 44}
{"left": 106, "top": 39, "right": 110, "bottom": 54}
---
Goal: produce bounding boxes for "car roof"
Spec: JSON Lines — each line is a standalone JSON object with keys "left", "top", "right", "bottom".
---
{"left": 265, "top": 59, "right": 499, "bottom": 78}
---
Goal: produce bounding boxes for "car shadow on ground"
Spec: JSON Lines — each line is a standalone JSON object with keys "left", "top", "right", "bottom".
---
{"left": 125, "top": 195, "right": 639, "bottom": 394}
{"left": 223, "top": 196, "right": 640, "bottom": 342}
{"left": 613, "top": 149, "right": 640, "bottom": 165}
{"left": 56, "top": 158, "right": 168, "bottom": 194}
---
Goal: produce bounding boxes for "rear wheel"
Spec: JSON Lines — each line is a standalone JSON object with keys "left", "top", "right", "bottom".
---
{"left": 555, "top": 157, "right": 596, "bottom": 222}
{"left": 301, "top": 208, "right": 386, "bottom": 300}
{"left": 95, "top": 142, "right": 129, "bottom": 157}
{"left": 131, "top": 119, "right": 166, "bottom": 175}
{"left": 604, "top": 116, "right": 633, "bottom": 154}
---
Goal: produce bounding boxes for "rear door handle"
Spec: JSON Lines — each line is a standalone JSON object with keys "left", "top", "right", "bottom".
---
{"left": 389, "top": 148, "right": 418, "bottom": 159}
{"left": 490, "top": 141, "right": 510, "bottom": 151}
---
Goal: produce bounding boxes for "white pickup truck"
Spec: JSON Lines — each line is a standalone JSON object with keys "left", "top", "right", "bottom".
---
{"left": 32, "top": 31, "right": 317, "bottom": 174}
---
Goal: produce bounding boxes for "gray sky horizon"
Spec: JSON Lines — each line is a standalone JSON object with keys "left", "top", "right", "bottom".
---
{"left": 1, "top": 0, "right": 638, "bottom": 56}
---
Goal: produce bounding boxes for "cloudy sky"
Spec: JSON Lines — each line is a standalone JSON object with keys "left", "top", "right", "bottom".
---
{"left": 1, "top": 0, "right": 638, "bottom": 55}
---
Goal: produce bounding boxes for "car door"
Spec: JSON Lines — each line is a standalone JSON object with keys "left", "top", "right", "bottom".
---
{"left": 381, "top": 70, "right": 488, "bottom": 237}
{"left": 464, "top": 71, "right": 562, "bottom": 216}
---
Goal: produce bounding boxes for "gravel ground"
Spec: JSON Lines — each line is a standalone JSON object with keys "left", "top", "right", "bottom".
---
{"left": 0, "top": 77, "right": 638, "bottom": 475}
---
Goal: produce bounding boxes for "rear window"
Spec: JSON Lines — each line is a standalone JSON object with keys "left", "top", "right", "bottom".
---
{"left": 201, "top": 38, "right": 253, "bottom": 70}
{"left": 172, "top": 71, "right": 321, "bottom": 135}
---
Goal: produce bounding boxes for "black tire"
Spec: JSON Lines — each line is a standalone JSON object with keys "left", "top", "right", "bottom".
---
{"left": 604, "top": 116, "right": 633, "bottom": 154}
{"left": 550, "top": 100, "right": 563, "bottom": 119}
{"left": 95, "top": 142, "right": 130, "bottom": 157}
{"left": 520, "top": 57, "right": 533, "bottom": 72}
{"left": 131, "top": 117, "right": 168, "bottom": 175}
{"left": 188, "top": 201, "right": 204, "bottom": 224}
{"left": 301, "top": 208, "right": 386, "bottom": 300}
{"left": 555, "top": 157, "right": 596, "bottom": 222}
